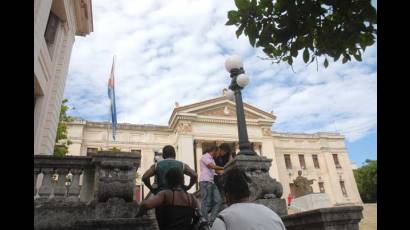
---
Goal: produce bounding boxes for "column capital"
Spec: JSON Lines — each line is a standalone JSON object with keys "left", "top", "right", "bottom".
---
{"left": 195, "top": 140, "right": 204, "bottom": 145}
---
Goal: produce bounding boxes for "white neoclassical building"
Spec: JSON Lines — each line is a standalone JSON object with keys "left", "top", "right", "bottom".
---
{"left": 66, "top": 95, "right": 363, "bottom": 206}
{"left": 34, "top": 0, "right": 93, "bottom": 156}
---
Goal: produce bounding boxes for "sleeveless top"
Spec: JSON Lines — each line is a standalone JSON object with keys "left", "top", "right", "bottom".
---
{"left": 155, "top": 159, "right": 184, "bottom": 192}
{"left": 156, "top": 189, "right": 195, "bottom": 230}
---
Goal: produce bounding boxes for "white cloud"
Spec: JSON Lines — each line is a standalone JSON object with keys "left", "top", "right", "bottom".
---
{"left": 65, "top": 0, "right": 377, "bottom": 142}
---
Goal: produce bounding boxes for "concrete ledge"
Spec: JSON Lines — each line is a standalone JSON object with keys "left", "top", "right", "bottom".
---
{"left": 292, "top": 193, "right": 332, "bottom": 211}
{"left": 282, "top": 205, "right": 363, "bottom": 230}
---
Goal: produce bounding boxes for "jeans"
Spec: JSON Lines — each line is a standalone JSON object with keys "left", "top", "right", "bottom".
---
{"left": 200, "top": 181, "right": 222, "bottom": 224}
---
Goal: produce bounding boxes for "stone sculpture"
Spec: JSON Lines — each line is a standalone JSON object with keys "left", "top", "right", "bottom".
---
{"left": 293, "top": 170, "right": 314, "bottom": 198}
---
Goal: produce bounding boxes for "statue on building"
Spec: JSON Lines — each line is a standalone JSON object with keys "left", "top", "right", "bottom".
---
{"left": 293, "top": 170, "right": 315, "bottom": 198}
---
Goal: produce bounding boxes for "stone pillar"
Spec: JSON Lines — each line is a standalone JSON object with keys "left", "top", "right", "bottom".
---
{"left": 176, "top": 134, "right": 195, "bottom": 193}
{"left": 67, "top": 169, "right": 83, "bottom": 201}
{"left": 92, "top": 151, "right": 141, "bottom": 202}
{"left": 80, "top": 168, "right": 95, "bottom": 202}
{"left": 38, "top": 168, "right": 55, "bottom": 199}
{"left": 195, "top": 140, "right": 203, "bottom": 179}
{"left": 34, "top": 168, "right": 41, "bottom": 196}
{"left": 54, "top": 168, "right": 69, "bottom": 198}
{"left": 224, "top": 154, "right": 287, "bottom": 216}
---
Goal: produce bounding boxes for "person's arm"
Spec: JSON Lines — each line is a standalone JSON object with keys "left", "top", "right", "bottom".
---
{"left": 183, "top": 163, "right": 198, "bottom": 191}
{"left": 141, "top": 164, "right": 156, "bottom": 192}
{"left": 136, "top": 192, "right": 166, "bottom": 217}
{"left": 207, "top": 162, "right": 224, "bottom": 171}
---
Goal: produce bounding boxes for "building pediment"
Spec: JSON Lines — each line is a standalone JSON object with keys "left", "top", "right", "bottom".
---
{"left": 169, "top": 96, "right": 276, "bottom": 130}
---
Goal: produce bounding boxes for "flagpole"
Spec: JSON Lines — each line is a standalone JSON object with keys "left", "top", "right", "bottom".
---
{"left": 112, "top": 55, "right": 116, "bottom": 143}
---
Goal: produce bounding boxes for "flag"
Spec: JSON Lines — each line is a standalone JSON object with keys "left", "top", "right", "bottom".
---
{"left": 107, "top": 56, "right": 117, "bottom": 140}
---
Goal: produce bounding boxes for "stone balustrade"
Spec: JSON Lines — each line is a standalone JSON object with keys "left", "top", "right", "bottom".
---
{"left": 34, "top": 151, "right": 141, "bottom": 203}
{"left": 34, "top": 155, "right": 92, "bottom": 201}
{"left": 34, "top": 151, "right": 154, "bottom": 230}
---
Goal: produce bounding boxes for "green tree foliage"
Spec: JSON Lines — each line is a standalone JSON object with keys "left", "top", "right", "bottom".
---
{"left": 54, "top": 99, "right": 74, "bottom": 157}
{"left": 226, "top": 0, "right": 377, "bottom": 68}
{"left": 109, "top": 147, "right": 121, "bottom": 152}
{"left": 353, "top": 159, "right": 377, "bottom": 203}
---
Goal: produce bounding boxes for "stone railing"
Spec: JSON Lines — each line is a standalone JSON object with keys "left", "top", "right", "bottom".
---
{"left": 34, "top": 151, "right": 141, "bottom": 203}
{"left": 34, "top": 152, "right": 158, "bottom": 230}
{"left": 34, "top": 155, "right": 92, "bottom": 201}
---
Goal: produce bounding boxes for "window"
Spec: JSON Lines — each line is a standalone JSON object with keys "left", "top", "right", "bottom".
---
{"left": 333, "top": 154, "right": 342, "bottom": 168}
{"left": 340, "top": 181, "right": 348, "bottom": 197}
{"left": 284, "top": 154, "right": 292, "bottom": 169}
{"left": 298, "top": 154, "right": 306, "bottom": 169}
{"left": 319, "top": 182, "right": 325, "bottom": 193}
{"left": 131, "top": 149, "right": 141, "bottom": 154}
{"left": 44, "top": 11, "right": 60, "bottom": 53}
{"left": 312, "top": 154, "right": 320, "bottom": 169}
{"left": 87, "top": 148, "right": 98, "bottom": 155}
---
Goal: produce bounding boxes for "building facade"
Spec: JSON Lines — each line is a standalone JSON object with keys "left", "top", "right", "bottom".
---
{"left": 66, "top": 96, "right": 362, "bottom": 206}
{"left": 34, "top": 0, "right": 93, "bottom": 155}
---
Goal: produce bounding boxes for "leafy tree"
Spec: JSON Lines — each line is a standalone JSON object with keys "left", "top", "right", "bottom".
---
{"left": 353, "top": 159, "right": 377, "bottom": 203}
{"left": 108, "top": 147, "right": 121, "bottom": 152}
{"left": 226, "top": 0, "right": 377, "bottom": 68}
{"left": 54, "top": 99, "right": 74, "bottom": 157}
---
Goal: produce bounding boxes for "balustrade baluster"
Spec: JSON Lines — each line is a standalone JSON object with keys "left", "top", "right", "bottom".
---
{"left": 38, "top": 168, "right": 55, "bottom": 199}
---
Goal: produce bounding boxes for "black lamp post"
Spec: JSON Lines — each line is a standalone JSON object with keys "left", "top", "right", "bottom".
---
{"left": 225, "top": 55, "right": 256, "bottom": 156}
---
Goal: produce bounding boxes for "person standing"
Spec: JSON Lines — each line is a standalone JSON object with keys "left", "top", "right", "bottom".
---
{"left": 199, "top": 146, "right": 224, "bottom": 226}
{"left": 214, "top": 143, "right": 232, "bottom": 197}
{"left": 142, "top": 145, "right": 197, "bottom": 194}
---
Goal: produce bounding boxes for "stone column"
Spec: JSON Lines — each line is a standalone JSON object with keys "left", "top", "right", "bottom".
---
{"left": 54, "top": 168, "right": 69, "bottom": 198}
{"left": 195, "top": 140, "right": 203, "bottom": 179}
{"left": 80, "top": 168, "right": 95, "bottom": 202}
{"left": 67, "top": 168, "right": 83, "bottom": 201}
{"left": 176, "top": 134, "right": 195, "bottom": 193}
{"left": 38, "top": 168, "right": 55, "bottom": 199}
{"left": 34, "top": 168, "right": 41, "bottom": 196}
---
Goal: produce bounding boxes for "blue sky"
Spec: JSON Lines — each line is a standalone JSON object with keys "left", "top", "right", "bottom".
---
{"left": 64, "top": 0, "right": 377, "bottom": 167}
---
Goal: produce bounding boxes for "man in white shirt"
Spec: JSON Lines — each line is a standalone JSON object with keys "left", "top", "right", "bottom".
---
{"left": 211, "top": 168, "right": 286, "bottom": 230}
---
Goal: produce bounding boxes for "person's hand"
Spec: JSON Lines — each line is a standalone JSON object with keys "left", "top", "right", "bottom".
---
{"left": 215, "top": 169, "right": 224, "bottom": 174}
